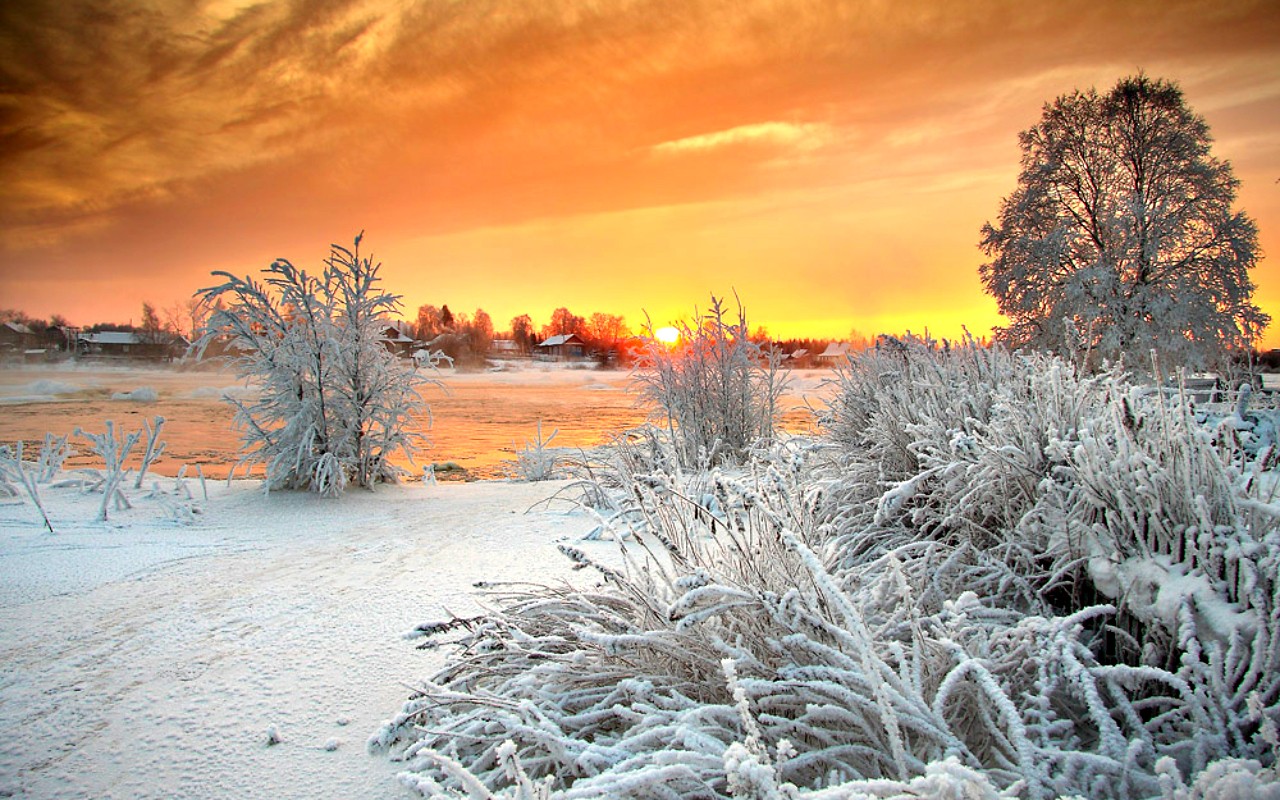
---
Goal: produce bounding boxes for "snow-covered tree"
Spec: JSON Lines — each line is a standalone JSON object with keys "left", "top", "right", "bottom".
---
{"left": 980, "top": 74, "right": 1268, "bottom": 371}
{"left": 197, "top": 233, "right": 441, "bottom": 495}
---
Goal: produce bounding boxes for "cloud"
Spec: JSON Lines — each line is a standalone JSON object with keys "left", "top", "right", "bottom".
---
{"left": 3, "top": 0, "right": 1279, "bottom": 350}
{"left": 652, "top": 122, "right": 833, "bottom": 155}
{"left": 5, "top": 0, "right": 1276, "bottom": 242}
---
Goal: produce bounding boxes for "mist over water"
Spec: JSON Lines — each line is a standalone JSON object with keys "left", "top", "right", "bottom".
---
{"left": 0, "top": 364, "right": 823, "bottom": 480}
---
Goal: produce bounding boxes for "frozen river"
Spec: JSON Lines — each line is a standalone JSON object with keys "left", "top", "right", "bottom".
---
{"left": 0, "top": 362, "right": 826, "bottom": 480}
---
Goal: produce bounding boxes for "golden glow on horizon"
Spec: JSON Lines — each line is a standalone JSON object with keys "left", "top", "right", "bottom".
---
{"left": 1, "top": 1, "right": 1277, "bottom": 348}
{"left": 654, "top": 326, "right": 681, "bottom": 345}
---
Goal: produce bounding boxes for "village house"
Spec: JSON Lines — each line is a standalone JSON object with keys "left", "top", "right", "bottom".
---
{"left": 0, "top": 321, "right": 36, "bottom": 352}
{"left": 380, "top": 325, "right": 417, "bottom": 357}
{"left": 815, "top": 341, "right": 854, "bottom": 366}
{"left": 0, "top": 321, "right": 53, "bottom": 362}
{"left": 78, "top": 330, "right": 184, "bottom": 361}
{"left": 490, "top": 339, "right": 520, "bottom": 357}
{"left": 784, "top": 347, "right": 813, "bottom": 368}
{"left": 535, "top": 333, "right": 588, "bottom": 361}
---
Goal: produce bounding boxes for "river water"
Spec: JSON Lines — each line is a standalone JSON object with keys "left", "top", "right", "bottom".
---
{"left": 0, "top": 363, "right": 826, "bottom": 480}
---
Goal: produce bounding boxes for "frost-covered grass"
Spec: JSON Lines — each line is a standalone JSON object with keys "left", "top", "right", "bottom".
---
{"left": 377, "top": 340, "right": 1280, "bottom": 798}
{"left": 507, "top": 421, "right": 561, "bottom": 482}
{"left": 633, "top": 294, "right": 785, "bottom": 470}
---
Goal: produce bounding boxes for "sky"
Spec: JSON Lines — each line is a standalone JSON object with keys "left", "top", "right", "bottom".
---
{"left": 2, "top": 0, "right": 1278, "bottom": 345}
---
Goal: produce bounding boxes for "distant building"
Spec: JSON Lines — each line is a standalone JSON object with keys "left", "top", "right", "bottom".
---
{"left": 784, "top": 347, "right": 813, "bottom": 368}
{"left": 0, "top": 321, "right": 36, "bottom": 352}
{"left": 815, "top": 341, "right": 854, "bottom": 365}
{"left": 490, "top": 339, "right": 520, "bottom": 356}
{"left": 79, "top": 330, "right": 183, "bottom": 360}
{"left": 380, "top": 325, "right": 417, "bottom": 357}
{"left": 535, "top": 333, "right": 588, "bottom": 361}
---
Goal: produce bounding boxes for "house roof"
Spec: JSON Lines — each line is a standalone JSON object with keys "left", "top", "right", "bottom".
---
{"left": 816, "top": 342, "right": 852, "bottom": 358}
{"left": 537, "top": 334, "right": 583, "bottom": 347}
{"left": 3, "top": 321, "right": 34, "bottom": 335}
{"left": 380, "top": 326, "right": 415, "bottom": 344}
{"left": 81, "top": 331, "right": 143, "bottom": 345}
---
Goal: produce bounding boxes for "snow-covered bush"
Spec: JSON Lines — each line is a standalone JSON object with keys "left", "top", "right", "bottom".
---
{"left": 110, "top": 386, "right": 158, "bottom": 403}
{"left": 507, "top": 421, "right": 560, "bottom": 482}
{"left": 197, "top": 233, "right": 445, "bottom": 495}
{"left": 3, "top": 422, "right": 204, "bottom": 527}
{"left": 378, "top": 337, "right": 1280, "bottom": 798}
{"left": 633, "top": 295, "right": 785, "bottom": 469}
{"left": 74, "top": 420, "right": 141, "bottom": 522}
{"left": 0, "top": 440, "right": 56, "bottom": 532}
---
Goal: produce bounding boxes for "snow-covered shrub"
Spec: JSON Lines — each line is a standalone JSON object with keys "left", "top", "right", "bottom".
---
{"left": 110, "top": 386, "right": 158, "bottom": 403}
{"left": 0, "top": 441, "right": 55, "bottom": 532}
{"left": 633, "top": 294, "right": 785, "bottom": 469}
{"left": 379, "top": 435, "right": 1280, "bottom": 797}
{"left": 132, "top": 416, "right": 166, "bottom": 489}
{"left": 379, "top": 337, "right": 1280, "bottom": 798}
{"left": 507, "top": 421, "right": 560, "bottom": 482}
{"left": 74, "top": 420, "right": 141, "bottom": 522}
{"left": 197, "top": 233, "right": 445, "bottom": 495}
{"left": 821, "top": 339, "right": 1280, "bottom": 779}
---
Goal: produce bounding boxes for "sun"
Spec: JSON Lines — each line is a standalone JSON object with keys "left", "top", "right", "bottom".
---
{"left": 654, "top": 326, "right": 680, "bottom": 345}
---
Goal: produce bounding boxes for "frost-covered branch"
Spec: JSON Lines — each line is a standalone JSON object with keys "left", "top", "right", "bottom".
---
{"left": 75, "top": 421, "right": 141, "bottom": 522}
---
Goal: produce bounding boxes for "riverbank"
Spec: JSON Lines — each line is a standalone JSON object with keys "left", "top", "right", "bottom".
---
{"left": 0, "top": 476, "right": 607, "bottom": 799}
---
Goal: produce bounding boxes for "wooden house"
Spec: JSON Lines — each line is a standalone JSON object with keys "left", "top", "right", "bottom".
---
{"left": 815, "top": 341, "right": 853, "bottom": 365}
{"left": 380, "top": 325, "right": 417, "bottom": 357}
{"left": 0, "top": 321, "right": 36, "bottom": 352}
{"left": 535, "top": 333, "right": 588, "bottom": 361}
{"left": 79, "top": 330, "right": 183, "bottom": 360}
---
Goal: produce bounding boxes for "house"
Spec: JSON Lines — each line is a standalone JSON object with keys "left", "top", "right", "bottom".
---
{"left": 490, "top": 339, "right": 520, "bottom": 356}
{"left": 380, "top": 325, "right": 417, "bottom": 357}
{"left": 815, "top": 341, "right": 854, "bottom": 365}
{"left": 79, "top": 330, "right": 182, "bottom": 360}
{"left": 0, "top": 321, "right": 36, "bottom": 352}
{"left": 535, "top": 333, "right": 588, "bottom": 361}
{"left": 784, "top": 347, "right": 812, "bottom": 368}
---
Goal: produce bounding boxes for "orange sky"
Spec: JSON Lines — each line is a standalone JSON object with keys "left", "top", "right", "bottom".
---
{"left": 2, "top": 0, "right": 1279, "bottom": 346}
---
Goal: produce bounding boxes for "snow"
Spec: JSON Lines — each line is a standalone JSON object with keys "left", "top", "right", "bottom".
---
{"left": 0, "top": 476, "right": 603, "bottom": 798}
{"left": 110, "top": 386, "right": 158, "bottom": 402}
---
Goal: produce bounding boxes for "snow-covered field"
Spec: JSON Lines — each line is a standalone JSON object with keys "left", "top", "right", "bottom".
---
{"left": 0, "top": 475, "right": 607, "bottom": 798}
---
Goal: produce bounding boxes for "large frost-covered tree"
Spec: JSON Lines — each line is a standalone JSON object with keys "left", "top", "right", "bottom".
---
{"left": 980, "top": 75, "right": 1268, "bottom": 370}
{"left": 197, "top": 233, "right": 439, "bottom": 495}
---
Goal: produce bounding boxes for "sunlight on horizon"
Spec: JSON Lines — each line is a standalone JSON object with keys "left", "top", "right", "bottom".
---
{"left": 1, "top": 1, "right": 1277, "bottom": 349}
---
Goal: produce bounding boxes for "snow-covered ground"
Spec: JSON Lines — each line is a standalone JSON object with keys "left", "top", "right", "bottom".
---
{"left": 0, "top": 476, "right": 607, "bottom": 799}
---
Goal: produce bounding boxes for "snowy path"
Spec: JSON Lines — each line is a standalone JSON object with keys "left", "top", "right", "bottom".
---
{"left": 0, "top": 480, "right": 598, "bottom": 799}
